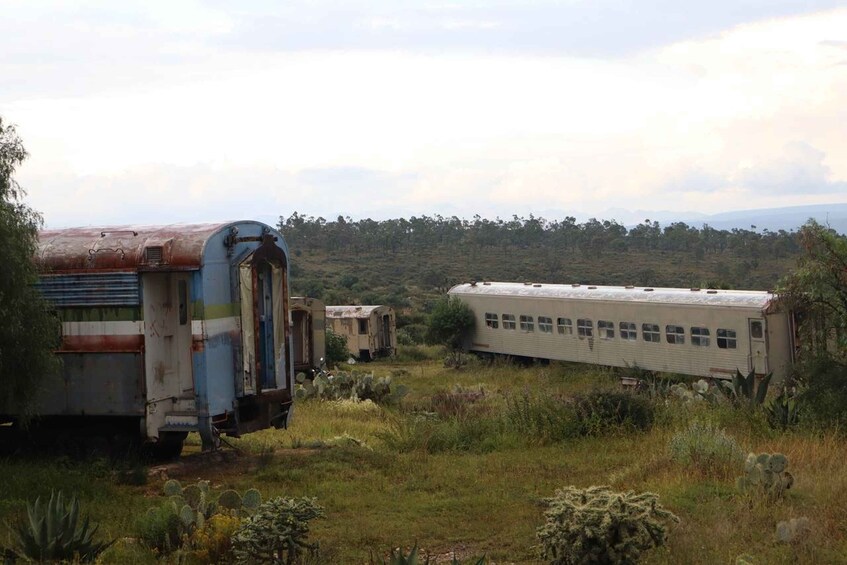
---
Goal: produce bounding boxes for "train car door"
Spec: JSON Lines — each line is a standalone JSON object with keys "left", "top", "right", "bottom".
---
{"left": 291, "top": 308, "right": 310, "bottom": 370}
{"left": 381, "top": 314, "right": 391, "bottom": 350}
{"left": 239, "top": 252, "right": 287, "bottom": 393}
{"left": 142, "top": 273, "right": 194, "bottom": 437}
{"left": 748, "top": 318, "right": 768, "bottom": 375}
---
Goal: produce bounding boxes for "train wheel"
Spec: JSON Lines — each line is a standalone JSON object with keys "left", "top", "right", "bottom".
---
{"left": 149, "top": 432, "right": 187, "bottom": 461}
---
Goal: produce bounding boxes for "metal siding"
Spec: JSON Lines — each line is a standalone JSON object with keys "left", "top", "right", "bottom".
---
{"left": 36, "top": 353, "right": 144, "bottom": 415}
{"left": 458, "top": 291, "right": 770, "bottom": 379}
{"left": 37, "top": 273, "right": 140, "bottom": 306}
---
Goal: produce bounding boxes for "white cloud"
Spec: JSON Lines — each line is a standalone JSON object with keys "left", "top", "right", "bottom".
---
{"left": 4, "top": 5, "right": 847, "bottom": 227}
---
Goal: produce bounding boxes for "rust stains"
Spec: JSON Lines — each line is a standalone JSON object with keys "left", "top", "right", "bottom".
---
{"left": 60, "top": 334, "right": 144, "bottom": 352}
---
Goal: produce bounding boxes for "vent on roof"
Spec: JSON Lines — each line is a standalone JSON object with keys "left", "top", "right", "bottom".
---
{"left": 644, "top": 288, "right": 654, "bottom": 292}
{"left": 483, "top": 282, "right": 491, "bottom": 285}
{"left": 524, "top": 281, "right": 532, "bottom": 285}
{"left": 690, "top": 287, "right": 701, "bottom": 292}
{"left": 571, "top": 283, "right": 580, "bottom": 288}
{"left": 588, "top": 286, "right": 597, "bottom": 289}
{"left": 145, "top": 246, "right": 163, "bottom": 264}
{"left": 625, "top": 285, "right": 634, "bottom": 289}
{"left": 533, "top": 283, "right": 542, "bottom": 287}
{"left": 707, "top": 290, "right": 718, "bottom": 294}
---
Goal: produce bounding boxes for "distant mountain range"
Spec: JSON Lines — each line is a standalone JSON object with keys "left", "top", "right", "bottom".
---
{"left": 610, "top": 203, "right": 847, "bottom": 234}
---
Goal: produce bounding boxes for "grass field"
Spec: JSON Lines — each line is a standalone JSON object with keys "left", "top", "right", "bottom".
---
{"left": 1, "top": 356, "right": 845, "bottom": 564}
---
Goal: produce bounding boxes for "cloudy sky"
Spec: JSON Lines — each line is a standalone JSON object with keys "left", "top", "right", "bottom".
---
{"left": 2, "top": 1, "right": 846, "bottom": 227}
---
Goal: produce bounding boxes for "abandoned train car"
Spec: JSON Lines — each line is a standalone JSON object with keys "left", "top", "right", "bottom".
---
{"left": 2, "top": 221, "right": 294, "bottom": 455}
{"left": 291, "top": 297, "right": 326, "bottom": 373}
{"left": 449, "top": 281, "right": 795, "bottom": 381}
{"left": 325, "top": 305, "right": 396, "bottom": 360}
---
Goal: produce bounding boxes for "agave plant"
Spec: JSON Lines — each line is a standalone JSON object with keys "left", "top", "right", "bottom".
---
{"left": 12, "top": 490, "right": 113, "bottom": 562}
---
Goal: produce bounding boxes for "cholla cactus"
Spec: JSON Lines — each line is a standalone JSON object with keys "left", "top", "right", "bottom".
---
{"left": 537, "top": 485, "right": 679, "bottom": 564}
{"left": 737, "top": 453, "right": 794, "bottom": 499}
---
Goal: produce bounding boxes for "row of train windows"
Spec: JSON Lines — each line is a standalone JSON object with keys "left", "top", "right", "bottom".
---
{"left": 484, "top": 313, "right": 738, "bottom": 349}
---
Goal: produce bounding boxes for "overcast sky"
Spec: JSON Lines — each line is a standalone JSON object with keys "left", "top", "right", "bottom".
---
{"left": 2, "top": 1, "right": 846, "bottom": 227}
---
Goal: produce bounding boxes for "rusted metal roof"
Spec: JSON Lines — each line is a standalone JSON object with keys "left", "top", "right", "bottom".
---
{"left": 449, "top": 281, "right": 777, "bottom": 310}
{"left": 326, "top": 305, "right": 386, "bottom": 318}
{"left": 37, "top": 222, "right": 232, "bottom": 272}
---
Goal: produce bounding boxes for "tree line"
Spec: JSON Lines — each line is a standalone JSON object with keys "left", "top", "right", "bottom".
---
{"left": 279, "top": 212, "right": 801, "bottom": 260}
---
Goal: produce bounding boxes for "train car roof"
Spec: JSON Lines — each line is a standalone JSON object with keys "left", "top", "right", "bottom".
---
{"left": 37, "top": 221, "right": 279, "bottom": 272}
{"left": 448, "top": 281, "right": 777, "bottom": 310}
{"left": 326, "top": 305, "right": 389, "bottom": 318}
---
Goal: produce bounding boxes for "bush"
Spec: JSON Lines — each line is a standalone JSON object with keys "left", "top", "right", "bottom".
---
{"left": 537, "top": 485, "right": 679, "bottom": 564}
{"left": 573, "top": 390, "right": 655, "bottom": 436}
{"left": 431, "top": 386, "right": 488, "bottom": 420}
{"left": 325, "top": 328, "right": 349, "bottom": 367}
{"left": 503, "top": 392, "right": 580, "bottom": 444}
{"left": 135, "top": 499, "right": 183, "bottom": 553}
{"left": 231, "top": 496, "right": 324, "bottom": 564}
{"left": 379, "top": 414, "right": 503, "bottom": 454}
{"left": 668, "top": 420, "right": 745, "bottom": 475}
{"left": 796, "top": 355, "right": 847, "bottom": 430}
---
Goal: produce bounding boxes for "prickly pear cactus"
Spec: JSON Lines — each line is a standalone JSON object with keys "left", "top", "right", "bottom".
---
{"left": 776, "top": 517, "right": 810, "bottom": 543}
{"left": 737, "top": 452, "right": 794, "bottom": 499}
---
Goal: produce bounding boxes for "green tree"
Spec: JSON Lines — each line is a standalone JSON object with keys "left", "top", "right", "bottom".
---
{"left": 426, "top": 296, "right": 475, "bottom": 351}
{"left": 324, "top": 328, "right": 348, "bottom": 367}
{"left": 0, "top": 118, "right": 60, "bottom": 419}
{"left": 779, "top": 219, "right": 847, "bottom": 360}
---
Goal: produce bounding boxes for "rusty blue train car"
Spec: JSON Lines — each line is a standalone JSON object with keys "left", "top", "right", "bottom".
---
{"left": 3, "top": 221, "right": 294, "bottom": 456}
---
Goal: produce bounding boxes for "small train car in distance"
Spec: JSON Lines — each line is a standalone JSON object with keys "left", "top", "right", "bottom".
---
{"left": 290, "top": 297, "right": 326, "bottom": 373}
{"left": 5, "top": 221, "right": 295, "bottom": 455}
{"left": 449, "top": 281, "right": 795, "bottom": 381}
{"left": 325, "top": 305, "right": 396, "bottom": 360}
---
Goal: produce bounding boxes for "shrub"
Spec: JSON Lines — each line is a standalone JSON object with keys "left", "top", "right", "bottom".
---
{"left": 231, "top": 496, "right": 324, "bottom": 564}
{"left": 668, "top": 420, "right": 745, "bottom": 475}
{"left": 10, "top": 490, "right": 113, "bottom": 563}
{"left": 430, "top": 386, "right": 487, "bottom": 420}
{"left": 796, "top": 356, "right": 847, "bottom": 429}
{"left": 537, "top": 485, "right": 679, "bottom": 564}
{"left": 325, "top": 328, "right": 349, "bottom": 367}
{"left": 573, "top": 390, "right": 655, "bottom": 436}
{"left": 503, "top": 392, "right": 580, "bottom": 444}
{"left": 185, "top": 513, "right": 241, "bottom": 563}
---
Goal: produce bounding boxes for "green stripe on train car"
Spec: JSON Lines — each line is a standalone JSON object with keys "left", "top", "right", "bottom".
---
{"left": 56, "top": 307, "right": 143, "bottom": 322}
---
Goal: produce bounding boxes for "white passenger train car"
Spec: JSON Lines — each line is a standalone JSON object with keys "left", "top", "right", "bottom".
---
{"left": 448, "top": 281, "right": 795, "bottom": 381}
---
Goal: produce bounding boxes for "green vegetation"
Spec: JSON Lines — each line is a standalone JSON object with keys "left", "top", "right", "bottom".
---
{"left": 0, "top": 117, "right": 61, "bottom": 419}
{"left": 7, "top": 490, "right": 112, "bottom": 563}
{"left": 668, "top": 420, "right": 745, "bottom": 476}
{"left": 325, "top": 327, "right": 349, "bottom": 367}
{"left": 426, "top": 295, "right": 475, "bottom": 351}
{"left": 737, "top": 453, "right": 794, "bottom": 501}
{"left": 231, "top": 496, "right": 324, "bottom": 564}
{"left": 1, "top": 360, "right": 847, "bottom": 562}
{"left": 537, "top": 485, "right": 679, "bottom": 564}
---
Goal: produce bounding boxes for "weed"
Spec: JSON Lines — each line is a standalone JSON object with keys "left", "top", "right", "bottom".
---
{"left": 668, "top": 420, "right": 746, "bottom": 476}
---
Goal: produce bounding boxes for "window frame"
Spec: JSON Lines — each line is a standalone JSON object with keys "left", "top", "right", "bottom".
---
{"left": 597, "top": 320, "right": 615, "bottom": 339}
{"left": 691, "top": 326, "right": 710, "bottom": 347}
{"left": 577, "top": 318, "right": 593, "bottom": 338}
{"left": 538, "top": 316, "right": 553, "bottom": 333}
{"left": 620, "top": 321, "right": 637, "bottom": 341}
{"left": 557, "top": 317, "right": 573, "bottom": 335}
{"left": 484, "top": 312, "right": 499, "bottom": 329}
{"left": 666, "top": 324, "right": 686, "bottom": 345}
{"left": 519, "top": 315, "right": 535, "bottom": 332}
{"left": 717, "top": 328, "right": 737, "bottom": 349}
{"left": 642, "top": 323, "right": 661, "bottom": 343}
{"left": 502, "top": 314, "right": 516, "bottom": 330}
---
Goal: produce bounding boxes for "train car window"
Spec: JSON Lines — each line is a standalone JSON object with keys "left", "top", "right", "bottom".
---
{"left": 750, "top": 320, "right": 763, "bottom": 339}
{"left": 577, "top": 319, "right": 593, "bottom": 338}
{"left": 178, "top": 280, "right": 188, "bottom": 325}
{"left": 502, "top": 314, "right": 516, "bottom": 330}
{"left": 519, "top": 315, "right": 535, "bottom": 332}
{"left": 538, "top": 316, "right": 553, "bottom": 333}
{"left": 666, "top": 325, "right": 686, "bottom": 344}
{"left": 358, "top": 319, "right": 369, "bottom": 334}
{"left": 598, "top": 320, "right": 615, "bottom": 339}
{"left": 642, "top": 323, "right": 661, "bottom": 342}
{"left": 485, "top": 313, "right": 499, "bottom": 329}
{"left": 557, "top": 317, "right": 573, "bottom": 335}
{"left": 620, "top": 322, "right": 637, "bottom": 340}
{"left": 691, "top": 327, "right": 710, "bottom": 346}
{"left": 717, "top": 328, "right": 737, "bottom": 349}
